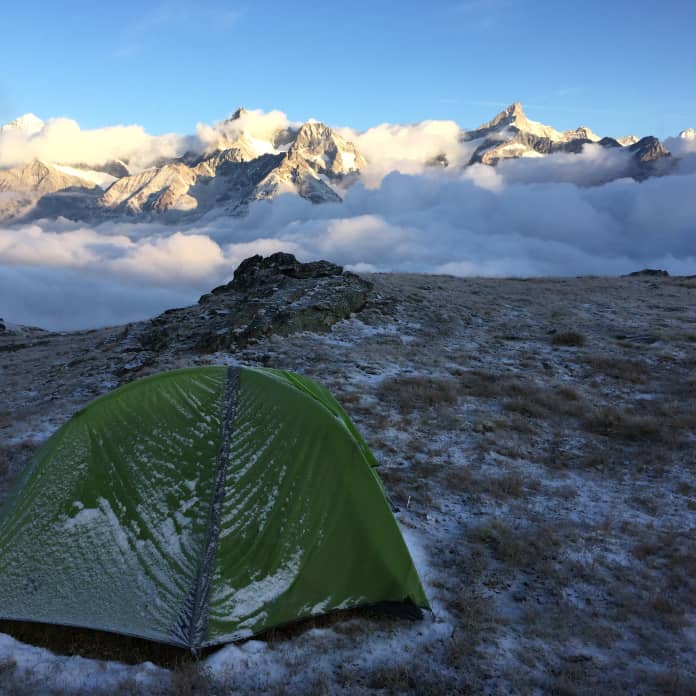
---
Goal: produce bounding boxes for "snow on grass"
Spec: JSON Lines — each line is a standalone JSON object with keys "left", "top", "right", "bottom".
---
{"left": 0, "top": 633, "right": 167, "bottom": 695}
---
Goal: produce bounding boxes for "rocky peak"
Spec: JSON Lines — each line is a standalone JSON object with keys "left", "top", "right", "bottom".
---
{"left": 680, "top": 127, "right": 696, "bottom": 140}
{"left": 467, "top": 102, "right": 564, "bottom": 143}
{"left": 293, "top": 121, "right": 335, "bottom": 147}
{"left": 229, "top": 252, "right": 344, "bottom": 292}
{"left": 486, "top": 102, "right": 528, "bottom": 130}
{"left": 628, "top": 136, "right": 670, "bottom": 163}
{"left": 228, "top": 107, "right": 249, "bottom": 121}
{"left": 18, "top": 159, "right": 52, "bottom": 182}
{"left": 288, "top": 121, "right": 365, "bottom": 177}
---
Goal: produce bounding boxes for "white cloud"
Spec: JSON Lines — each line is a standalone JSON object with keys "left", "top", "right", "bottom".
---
{"left": 0, "top": 118, "right": 186, "bottom": 171}
{"left": 337, "top": 120, "right": 478, "bottom": 186}
{"left": 108, "top": 232, "right": 225, "bottom": 283}
{"left": 195, "top": 109, "right": 294, "bottom": 153}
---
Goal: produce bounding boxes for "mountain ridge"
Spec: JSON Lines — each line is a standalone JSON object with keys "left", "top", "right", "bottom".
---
{"left": 0, "top": 103, "right": 685, "bottom": 224}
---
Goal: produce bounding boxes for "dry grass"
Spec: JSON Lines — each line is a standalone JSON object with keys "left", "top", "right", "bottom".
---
{"left": 585, "top": 400, "right": 696, "bottom": 443}
{"left": 378, "top": 375, "right": 458, "bottom": 414}
{"left": 584, "top": 407, "right": 665, "bottom": 441}
{"left": 582, "top": 355, "right": 647, "bottom": 383}
{"left": 453, "top": 370, "right": 585, "bottom": 424}
{"left": 443, "top": 465, "right": 539, "bottom": 500}
{"left": 469, "top": 520, "right": 561, "bottom": 570}
{"left": 551, "top": 331, "right": 586, "bottom": 347}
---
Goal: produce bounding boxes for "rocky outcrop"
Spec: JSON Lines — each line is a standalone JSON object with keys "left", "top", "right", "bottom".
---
{"left": 223, "top": 252, "right": 344, "bottom": 292}
{"left": 625, "top": 268, "right": 670, "bottom": 277}
{"left": 134, "top": 253, "right": 372, "bottom": 358}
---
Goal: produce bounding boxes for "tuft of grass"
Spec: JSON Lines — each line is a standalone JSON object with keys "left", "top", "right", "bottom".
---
{"left": 470, "top": 520, "right": 560, "bottom": 570}
{"left": 584, "top": 407, "right": 664, "bottom": 441}
{"left": 552, "top": 331, "right": 586, "bottom": 347}
{"left": 582, "top": 355, "right": 646, "bottom": 383}
{"left": 378, "top": 375, "right": 458, "bottom": 414}
{"left": 490, "top": 470, "right": 526, "bottom": 499}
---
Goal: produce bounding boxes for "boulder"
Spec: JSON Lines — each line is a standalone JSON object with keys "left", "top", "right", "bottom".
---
{"left": 139, "top": 253, "right": 372, "bottom": 354}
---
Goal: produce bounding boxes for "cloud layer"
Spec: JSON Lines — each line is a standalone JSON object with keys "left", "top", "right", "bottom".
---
{"left": 2, "top": 156, "right": 695, "bottom": 329}
{"left": 0, "top": 109, "right": 294, "bottom": 171}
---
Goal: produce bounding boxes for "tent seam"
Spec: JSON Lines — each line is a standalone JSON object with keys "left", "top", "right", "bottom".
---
{"left": 174, "top": 366, "right": 240, "bottom": 650}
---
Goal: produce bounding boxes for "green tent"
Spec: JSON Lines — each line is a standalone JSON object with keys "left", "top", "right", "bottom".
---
{"left": 0, "top": 366, "right": 428, "bottom": 649}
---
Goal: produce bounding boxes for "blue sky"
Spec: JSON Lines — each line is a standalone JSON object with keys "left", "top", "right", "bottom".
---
{"left": 1, "top": 0, "right": 694, "bottom": 138}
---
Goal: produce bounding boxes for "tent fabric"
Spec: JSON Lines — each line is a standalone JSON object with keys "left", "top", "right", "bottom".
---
{"left": 0, "top": 366, "right": 428, "bottom": 649}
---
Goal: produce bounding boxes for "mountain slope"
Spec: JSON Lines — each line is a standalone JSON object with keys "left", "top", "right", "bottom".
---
{"left": 0, "top": 159, "right": 97, "bottom": 195}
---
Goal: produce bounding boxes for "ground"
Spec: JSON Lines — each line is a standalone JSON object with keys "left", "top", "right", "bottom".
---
{"left": 1, "top": 272, "right": 695, "bottom": 695}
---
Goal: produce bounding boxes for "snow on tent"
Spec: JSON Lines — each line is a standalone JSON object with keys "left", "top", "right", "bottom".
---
{"left": 0, "top": 366, "right": 428, "bottom": 649}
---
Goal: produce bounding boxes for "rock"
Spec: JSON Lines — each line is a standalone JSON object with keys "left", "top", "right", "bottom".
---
{"left": 137, "top": 253, "right": 372, "bottom": 354}
{"left": 0, "top": 319, "right": 5, "bottom": 334}
{"left": 625, "top": 269, "right": 670, "bottom": 277}
{"left": 230, "top": 252, "right": 343, "bottom": 292}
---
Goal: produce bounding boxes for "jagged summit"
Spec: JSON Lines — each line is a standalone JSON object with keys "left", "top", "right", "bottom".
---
{"left": 289, "top": 121, "right": 366, "bottom": 178}
{"left": 483, "top": 102, "right": 528, "bottom": 130}
{"left": 468, "top": 102, "right": 564, "bottom": 142}
{"left": 227, "top": 107, "right": 249, "bottom": 121}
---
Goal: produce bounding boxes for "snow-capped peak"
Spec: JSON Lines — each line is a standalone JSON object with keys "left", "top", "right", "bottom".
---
{"left": 679, "top": 127, "right": 696, "bottom": 140}
{"left": 485, "top": 102, "right": 528, "bottom": 130}
{"left": 473, "top": 102, "right": 565, "bottom": 141}
{"left": 0, "top": 113, "right": 45, "bottom": 136}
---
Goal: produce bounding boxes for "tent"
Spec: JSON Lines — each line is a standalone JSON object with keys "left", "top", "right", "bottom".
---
{"left": 0, "top": 366, "right": 428, "bottom": 649}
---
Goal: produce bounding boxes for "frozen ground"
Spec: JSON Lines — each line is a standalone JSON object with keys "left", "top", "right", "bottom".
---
{"left": 1, "top": 271, "right": 695, "bottom": 694}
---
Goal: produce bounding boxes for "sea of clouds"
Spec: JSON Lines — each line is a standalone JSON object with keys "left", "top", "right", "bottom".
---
{"left": 1, "top": 110, "right": 695, "bottom": 329}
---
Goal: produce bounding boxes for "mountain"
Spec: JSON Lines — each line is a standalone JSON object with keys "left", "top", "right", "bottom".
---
{"left": 95, "top": 119, "right": 359, "bottom": 218}
{"left": 461, "top": 102, "right": 669, "bottom": 175}
{"left": 680, "top": 127, "right": 696, "bottom": 140}
{"left": 0, "top": 103, "right": 683, "bottom": 224}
